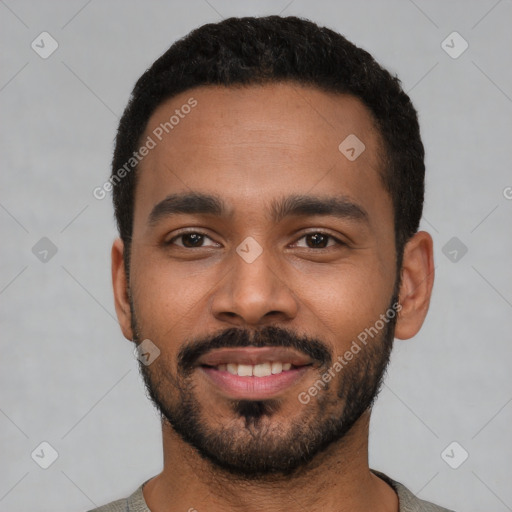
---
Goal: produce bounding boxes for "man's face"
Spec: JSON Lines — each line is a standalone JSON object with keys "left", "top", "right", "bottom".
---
{"left": 125, "top": 83, "right": 398, "bottom": 476}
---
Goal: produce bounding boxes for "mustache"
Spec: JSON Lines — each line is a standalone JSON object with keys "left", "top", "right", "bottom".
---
{"left": 178, "top": 325, "right": 332, "bottom": 372}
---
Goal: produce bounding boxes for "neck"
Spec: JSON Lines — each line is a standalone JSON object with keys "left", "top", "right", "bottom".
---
{"left": 143, "top": 412, "right": 398, "bottom": 512}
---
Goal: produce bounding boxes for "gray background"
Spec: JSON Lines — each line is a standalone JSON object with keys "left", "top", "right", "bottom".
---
{"left": 1, "top": 0, "right": 511, "bottom": 511}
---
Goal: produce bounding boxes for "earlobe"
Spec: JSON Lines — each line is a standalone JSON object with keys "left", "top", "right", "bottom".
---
{"left": 394, "top": 231, "right": 435, "bottom": 340}
{"left": 111, "top": 238, "right": 134, "bottom": 341}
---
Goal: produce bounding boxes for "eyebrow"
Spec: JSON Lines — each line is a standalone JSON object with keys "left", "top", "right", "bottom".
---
{"left": 148, "top": 192, "right": 227, "bottom": 226}
{"left": 148, "top": 192, "right": 369, "bottom": 226}
{"left": 270, "top": 194, "right": 368, "bottom": 224}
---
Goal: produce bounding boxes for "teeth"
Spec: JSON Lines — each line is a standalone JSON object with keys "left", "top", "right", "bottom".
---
{"left": 216, "top": 362, "right": 294, "bottom": 377}
{"left": 227, "top": 363, "right": 238, "bottom": 375}
{"left": 271, "top": 362, "right": 283, "bottom": 374}
{"left": 253, "top": 362, "right": 272, "bottom": 377}
{"left": 237, "top": 364, "right": 253, "bottom": 377}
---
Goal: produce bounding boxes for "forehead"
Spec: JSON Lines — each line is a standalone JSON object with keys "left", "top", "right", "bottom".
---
{"left": 133, "top": 83, "right": 391, "bottom": 231}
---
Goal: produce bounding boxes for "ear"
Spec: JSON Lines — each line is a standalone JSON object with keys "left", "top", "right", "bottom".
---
{"left": 112, "top": 238, "right": 134, "bottom": 341}
{"left": 394, "top": 231, "right": 435, "bottom": 340}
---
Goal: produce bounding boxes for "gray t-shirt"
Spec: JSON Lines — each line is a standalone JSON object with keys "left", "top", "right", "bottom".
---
{"left": 88, "top": 470, "right": 455, "bottom": 512}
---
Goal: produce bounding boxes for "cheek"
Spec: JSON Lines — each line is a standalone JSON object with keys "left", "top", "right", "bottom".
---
{"left": 129, "top": 248, "right": 218, "bottom": 339}
{"left": 294, "top": 256, "right": 395, "bottom": 344}
{"left": 131, "top": 255, "right": 199, "bottom": 337}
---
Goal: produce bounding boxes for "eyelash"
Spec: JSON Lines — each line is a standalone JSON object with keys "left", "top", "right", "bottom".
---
{"left": 165, "top": 230, "right": 345, "bottom": 249}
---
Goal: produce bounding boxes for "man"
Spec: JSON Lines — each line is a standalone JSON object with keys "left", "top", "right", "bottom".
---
{"left": 92, "top": 15, "right": 453, "bottom": 512}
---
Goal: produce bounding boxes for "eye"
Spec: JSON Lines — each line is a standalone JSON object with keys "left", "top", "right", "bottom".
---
{"left": 166, "top": 231, "right": 219, "bottom": 248}
{"left": 293, "top": 232, "right": 343, "bottom": 249}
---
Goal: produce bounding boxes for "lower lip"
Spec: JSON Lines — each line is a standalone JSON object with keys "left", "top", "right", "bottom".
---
{"left": 200, "top": 366, "right": 310, "bottom": 399}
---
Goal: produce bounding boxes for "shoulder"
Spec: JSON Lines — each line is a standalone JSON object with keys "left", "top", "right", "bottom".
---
{"left": 371, "top": 470, "right": 456, "bottom": 512}
{"left": 87, "top": 497, "right": 128, "bottom": 512}
{"left": 86, "top": 482, "right": 149, "bottom": 512}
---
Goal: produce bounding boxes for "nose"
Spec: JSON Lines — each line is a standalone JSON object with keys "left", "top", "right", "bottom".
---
{"left": 210, "top": 242, "right": 299, "bottom": 328}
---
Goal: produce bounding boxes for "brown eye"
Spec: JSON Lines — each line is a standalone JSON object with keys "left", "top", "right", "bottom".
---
{"left": 294, "top": 232, "right": 341, "bottom": 249}
{"left": 180, "top": 233, "right": 205, "bottom": 247}
{"left": 167, "top": 231, "right": 218, "bottom": 248}
{"left": 306, "top": 233, "right": 329, "bottom": 248}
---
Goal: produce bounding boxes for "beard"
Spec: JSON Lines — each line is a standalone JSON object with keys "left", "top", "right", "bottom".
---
{"left": 131, "top": 293, "right": 398, "bottom": 479}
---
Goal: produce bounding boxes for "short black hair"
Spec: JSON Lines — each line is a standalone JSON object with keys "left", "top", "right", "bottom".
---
{"left": 112, "top": 15, "right": 424, "bottom": 272}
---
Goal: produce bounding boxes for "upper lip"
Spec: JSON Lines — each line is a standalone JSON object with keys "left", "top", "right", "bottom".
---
{"left": 197, "top": 347, "right": 314, "bottom": 367}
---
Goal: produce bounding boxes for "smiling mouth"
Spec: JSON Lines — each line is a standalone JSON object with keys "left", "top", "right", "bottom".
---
{"left": 196, "top": 347, "right": 315, "bottom": 399}
{"left": 203, "top": 361, "right": 299, "bottom": 377}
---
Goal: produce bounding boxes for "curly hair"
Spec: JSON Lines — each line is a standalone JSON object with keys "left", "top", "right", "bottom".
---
{"left": 111, "top": 15, "right": 425, "bottom": 272}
